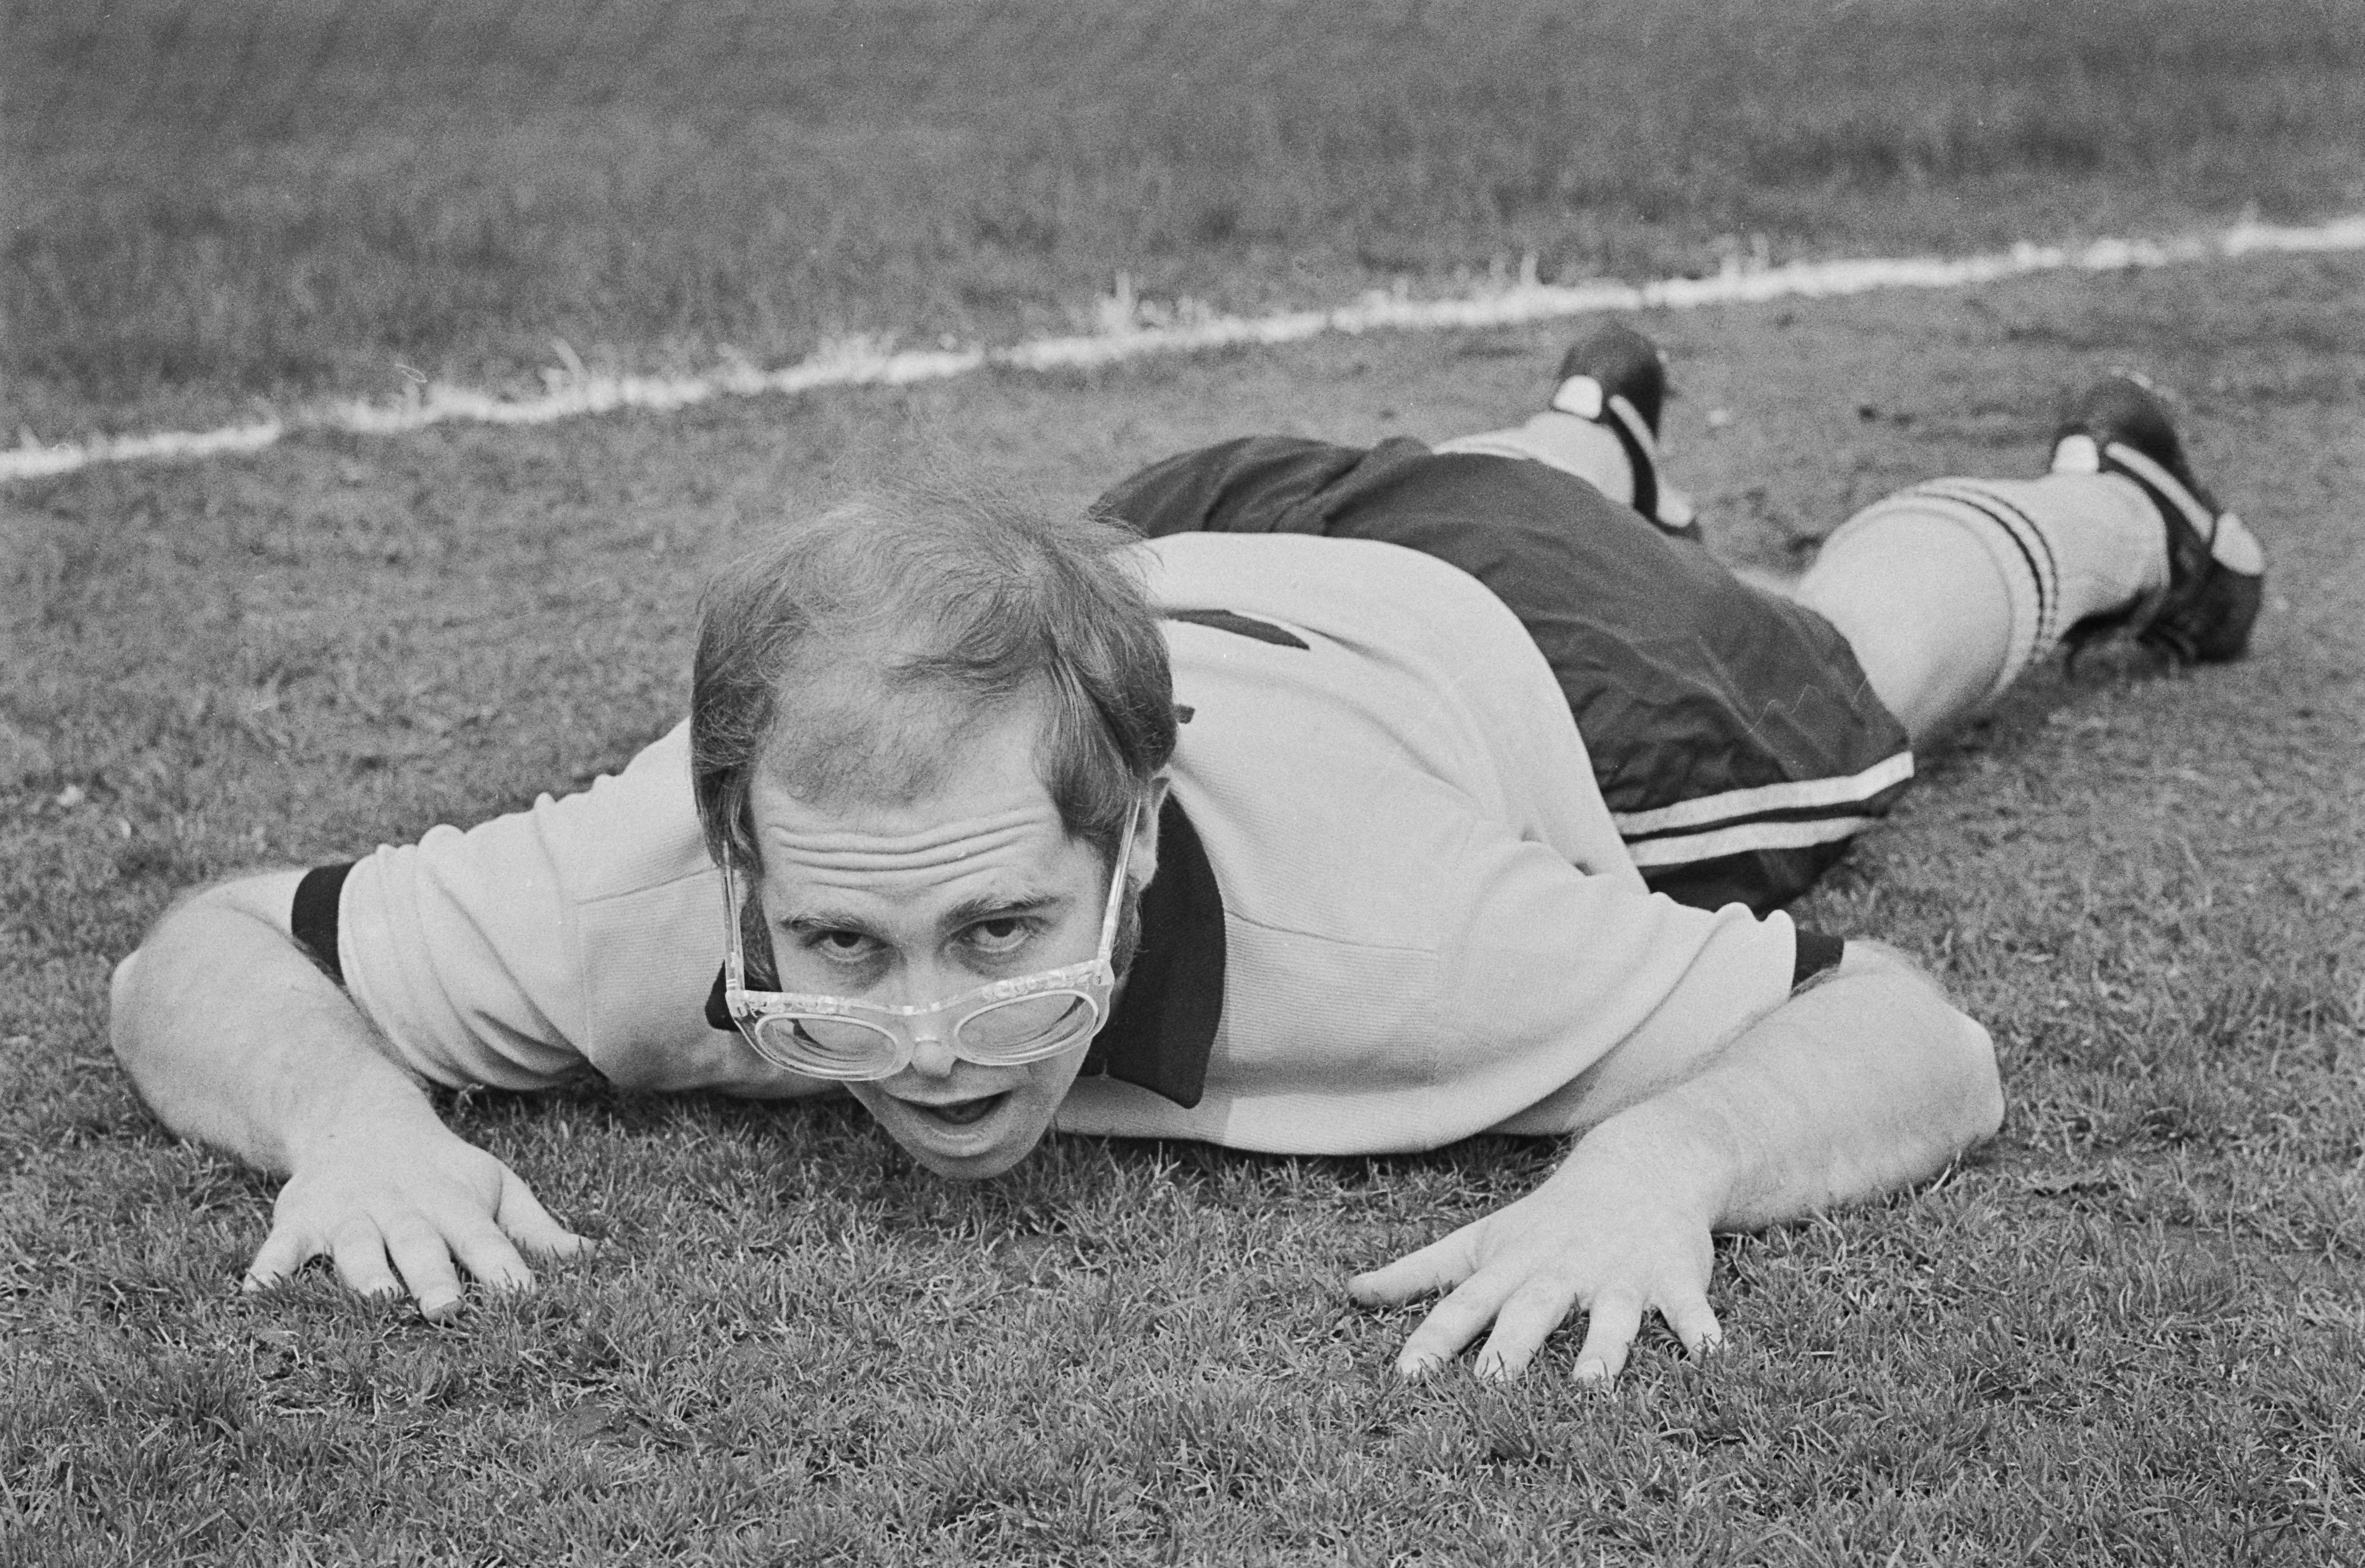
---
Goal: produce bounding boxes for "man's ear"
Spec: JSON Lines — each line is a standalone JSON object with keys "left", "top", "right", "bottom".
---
{"left": 1128, "top": 775, "right": 1171, "bottom": 889}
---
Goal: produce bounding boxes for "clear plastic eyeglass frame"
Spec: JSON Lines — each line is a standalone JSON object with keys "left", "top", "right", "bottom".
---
{"left": 719, "top": 806, "right": 1137, "bottom": 1082}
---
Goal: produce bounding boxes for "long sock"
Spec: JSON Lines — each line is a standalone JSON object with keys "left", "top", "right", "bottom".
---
{"left": 1819, "top": 473, "right": 2169, "bottom": 704}
{"left": 1434, "top": 413, "right": 1633, "bottom": 503}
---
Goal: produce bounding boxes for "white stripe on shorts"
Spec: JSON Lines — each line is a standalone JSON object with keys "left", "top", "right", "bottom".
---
{"left": 1610, "top": 751, "right": 1915, "bottom": 838}
{"left": 1622, "top": 813, "right": 1878, "bottom": 868}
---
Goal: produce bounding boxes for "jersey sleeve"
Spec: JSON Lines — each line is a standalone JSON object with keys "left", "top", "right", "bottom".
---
{"left": 331, "top": 723, "right": 823, "bottom": 1097}
{"left": 1451, "top": 824, "right": 1802, "bottom": 1139}
{"left": 1374, "top": 806, "right": 1802, "bottom": 1148}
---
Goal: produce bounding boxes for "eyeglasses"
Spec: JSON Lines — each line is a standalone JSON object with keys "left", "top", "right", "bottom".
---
{"left": 719, "top": 806, "right": 1137, "bottom": 1081}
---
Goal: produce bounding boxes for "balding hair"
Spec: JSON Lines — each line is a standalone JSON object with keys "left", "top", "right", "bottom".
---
{"left": 690, "top": 477, "right": 1177, "bottom": 876}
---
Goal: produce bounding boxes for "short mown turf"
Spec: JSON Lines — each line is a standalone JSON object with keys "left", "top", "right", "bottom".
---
{"left": 4, "top": 243, "right": 2361, "bottom": 1562}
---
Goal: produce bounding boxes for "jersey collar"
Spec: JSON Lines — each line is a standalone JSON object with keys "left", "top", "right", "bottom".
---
{"left": 1078, "top": 794, "right": 1222, "bottom": 1108}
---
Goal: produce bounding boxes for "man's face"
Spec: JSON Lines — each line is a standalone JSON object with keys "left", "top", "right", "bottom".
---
{"left": 745, "top": 701, "right": 1148, "bottom": 1179}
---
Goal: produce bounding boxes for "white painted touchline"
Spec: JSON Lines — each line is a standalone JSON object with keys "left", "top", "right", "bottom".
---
{"left": 8, "top": 211, "right": 2363, "bottom": 486}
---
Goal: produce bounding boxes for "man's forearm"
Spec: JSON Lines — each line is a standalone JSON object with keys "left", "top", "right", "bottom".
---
{"left": 1585, "top": 944, "right": 2004, "bottom": 1232}
{"left": 109, "top": 873, "right": 442, "bottom": 1174}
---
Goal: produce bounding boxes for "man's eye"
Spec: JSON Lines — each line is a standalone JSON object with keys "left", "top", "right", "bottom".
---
{"left": 965, "top": 918, "right": 1033, "bottom": 954}
{"left": 806, "top": 931, "right": 878, "bottom": 962}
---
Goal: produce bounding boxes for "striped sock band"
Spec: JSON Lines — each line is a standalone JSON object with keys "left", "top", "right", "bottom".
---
{"left": 1822, "top": 480, "right": 2061, "bottom": 705}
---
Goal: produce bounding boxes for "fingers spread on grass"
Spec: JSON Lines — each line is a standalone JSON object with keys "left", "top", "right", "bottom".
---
{"left": 1473, "top": 1280, "right": 1582, "bottom": 1382}
{"left": 1663, "top": 1291, "right": 1725, "bottom": 1361}
{"left": 1391, "top": 1271, "right": 1518, "bottom": 1379}
{"left": 327, "top": 1219, "right": 402, "bottom": 1302}
{"left": 496, "top": 1170, "right": 593, "bottom": 1261}
{"left": 445, "top": 1209, "right": 537, "bottom": 1300}
{"left": 1572, "top": 1291, "right": 1646, "bottom": 1384}
{"left": 1346, "top": 1223, "right": 1480, "bottom": 1309}
{"left": 243, "top": 1221, "right": 316, "bottom": 1291}
{"left": 382, "top": 1219, "right": 468, "bottom": 1322}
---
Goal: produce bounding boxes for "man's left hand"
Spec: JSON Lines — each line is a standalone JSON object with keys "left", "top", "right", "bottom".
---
{"left": 1347, "top": 1122, "right": 1724, "bottom": 1382}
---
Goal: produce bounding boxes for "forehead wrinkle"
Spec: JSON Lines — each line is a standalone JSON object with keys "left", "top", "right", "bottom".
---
{"left": 761, "top": 811, "right": 1049, "bottom": 874}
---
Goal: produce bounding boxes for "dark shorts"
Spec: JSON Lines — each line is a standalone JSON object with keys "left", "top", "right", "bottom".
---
{"left": 1098, "top": 436, "right": 1914, "bottom": 914}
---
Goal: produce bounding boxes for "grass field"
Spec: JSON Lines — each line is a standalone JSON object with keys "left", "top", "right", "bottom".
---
{"left": 9, "top": 257, "right": 2365, "bottom": 1563}
{"left": 8, "top": 0, "right": 2365, "bottom": 437}
{"left": 7, "top": 2, "right": 2365, "bottom": 1563}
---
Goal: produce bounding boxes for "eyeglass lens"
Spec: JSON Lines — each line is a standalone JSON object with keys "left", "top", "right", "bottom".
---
{"left": 751, "top": 991, "right": 1094, "bottom": 1071}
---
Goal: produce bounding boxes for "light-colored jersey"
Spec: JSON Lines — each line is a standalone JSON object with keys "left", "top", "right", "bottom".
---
{"left": 332, "top": 533, "right": 1801, "bottom": 1154}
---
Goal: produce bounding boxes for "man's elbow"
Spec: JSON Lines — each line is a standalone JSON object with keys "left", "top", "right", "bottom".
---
{"left": 108, "top": 885, "right": 219, "bottom": 1075}
{"left": 1892, "top": 959, "right": 2006, "bottom": 1153}
{"left": 1950, "top": 1009, "right": 2006, "bottom": 1146}
{"left": 1842, "top": 939, "right": 2004, "bottom": 1150}
{"left": 109, "top": 869, "right": 307, "bottom": 1065}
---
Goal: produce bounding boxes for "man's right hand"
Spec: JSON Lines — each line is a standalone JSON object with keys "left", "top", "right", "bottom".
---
{"left": 109, "top": 872, "right": 596, "bottom": 1321}
{"left": 246, "top": 1120, "right": 593, "bottom": 1321}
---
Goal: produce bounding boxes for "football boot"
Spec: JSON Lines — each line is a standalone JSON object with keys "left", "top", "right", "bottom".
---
{"left": 1549, "top": 323, "right": 1695, "bottom": 533}
{"left": 2050, "top": 373, "right": 2264, "bottom": 663}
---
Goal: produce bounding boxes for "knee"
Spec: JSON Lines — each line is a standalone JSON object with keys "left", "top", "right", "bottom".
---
{"left": 1796, "top": 496, "right": 2006, "bottom": 627}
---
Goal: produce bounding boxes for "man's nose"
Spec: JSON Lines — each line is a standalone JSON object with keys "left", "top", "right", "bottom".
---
{"left": 905, "top": 1025, "right": 960, "bottom": 1079}
{"left": 899, "top": 1041, "right": 955, "bottom": 1078}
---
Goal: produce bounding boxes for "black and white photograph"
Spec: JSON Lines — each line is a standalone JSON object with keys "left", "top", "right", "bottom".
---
{"left": 5, "top": 1, "right": 2361, "bottom": 1560}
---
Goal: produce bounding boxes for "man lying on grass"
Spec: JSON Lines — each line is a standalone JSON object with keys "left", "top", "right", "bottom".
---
{"left": 112, "top": 324, "right": 2262, "bottom": 1382}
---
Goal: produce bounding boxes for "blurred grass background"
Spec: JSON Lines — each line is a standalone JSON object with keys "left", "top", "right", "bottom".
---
{"left": 8, "top": 0, "right": 2365, "bottom": 433}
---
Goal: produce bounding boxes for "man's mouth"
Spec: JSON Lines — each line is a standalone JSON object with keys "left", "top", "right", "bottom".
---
{"left": 908, "top": 1091, "right": 1010, "bottom": 1127}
